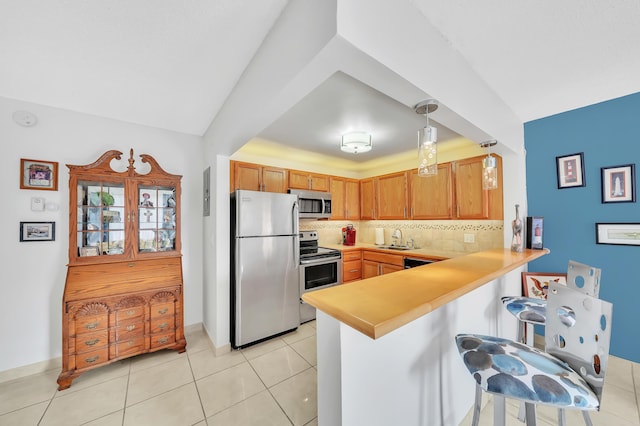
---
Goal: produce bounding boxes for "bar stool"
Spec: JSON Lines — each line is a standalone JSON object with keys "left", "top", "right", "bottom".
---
{"left": 500, "top": 261, "right": 602, "bottom": 422}
{"left": 456, "top": 282, "right": 612, "bottom": 426}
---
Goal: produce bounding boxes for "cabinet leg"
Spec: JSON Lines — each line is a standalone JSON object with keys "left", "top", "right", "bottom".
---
{"left": 56, "top": 372, "right": 76, "bottom": 391}
{"left": 174, "top": 338, "right": 187, "bottom": 354}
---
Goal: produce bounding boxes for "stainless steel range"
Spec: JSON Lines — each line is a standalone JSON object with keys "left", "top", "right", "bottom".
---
{"left": 299, "top": 230, "right": 342, "bottom": 323}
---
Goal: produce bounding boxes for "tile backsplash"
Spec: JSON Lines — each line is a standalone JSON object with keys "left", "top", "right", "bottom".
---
{"left": 300, "top": 219, "right": 504, "bottom": 252}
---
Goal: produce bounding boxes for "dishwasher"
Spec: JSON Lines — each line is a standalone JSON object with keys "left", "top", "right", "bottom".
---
{"left": 403, "top": 257, "right": 434, "bottom": 269}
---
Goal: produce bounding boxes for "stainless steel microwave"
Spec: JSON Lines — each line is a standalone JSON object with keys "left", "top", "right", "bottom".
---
{"left": 289, "top": 189, "right": 331, "bottom": 219}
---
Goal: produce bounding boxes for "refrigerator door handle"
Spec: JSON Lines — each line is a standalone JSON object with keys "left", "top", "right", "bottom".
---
{"left": 293, "top": 201, "right": 300, "bottom": 265}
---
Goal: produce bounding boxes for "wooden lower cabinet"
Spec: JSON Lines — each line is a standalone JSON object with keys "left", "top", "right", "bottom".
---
{"left": 57, "top": 258, "right": 185, "bottom": 390}
{"left": 362, "top": 250, "right": 404, "bottom": 278}
{"left": 342, "top": 250, "right": 362, "bottom": 283}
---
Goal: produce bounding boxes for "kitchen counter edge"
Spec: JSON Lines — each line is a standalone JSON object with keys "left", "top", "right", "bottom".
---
{"left": 302, "top": 248, "right": 549, "bottom": 340}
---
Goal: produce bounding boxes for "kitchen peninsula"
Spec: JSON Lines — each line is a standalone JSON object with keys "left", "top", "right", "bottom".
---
{"left": 302, "top": 248, "right": 548, "bottom": 426}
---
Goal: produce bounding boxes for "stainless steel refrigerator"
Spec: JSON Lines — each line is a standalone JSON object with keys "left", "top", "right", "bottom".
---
{"left": 230, "top": 190, "right": 300, "bottom": 348}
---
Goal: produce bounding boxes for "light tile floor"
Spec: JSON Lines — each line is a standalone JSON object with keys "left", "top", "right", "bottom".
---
{"left": 0, "top": 322, "right": 318, "bottom": 426}
{"left": 1, "top": 321, "right": 639, "bottom": 426}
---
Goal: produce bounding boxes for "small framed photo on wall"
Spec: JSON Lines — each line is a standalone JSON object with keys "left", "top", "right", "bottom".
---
{"left": 601, "top": 164, "right": 635, "bottom": 203}
{"left": 20, "top": 158, "right": 58, "bottom": 191}
{"left": 19, "top": 221, "right": 56, "bottom": 242}
{"left": 556, "top": 152, "right": 585, "bottom": 189}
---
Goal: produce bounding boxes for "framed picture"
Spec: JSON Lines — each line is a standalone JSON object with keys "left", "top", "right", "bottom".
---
{"left": 596, "top": 223, "right": 640, "bottom": 246}
{"left": 601, "top": 164, "right": 635, "bottom": 203}
{"left": 20, "top": 158, "right": 58, "bottom": 191}
{"left": 525, "top": 216, "right": 544, "bottom": 249}
{"left": 80, "top": 246, "right": 100, "bottom": 257}
{"left": 521, "top": 272, "right": 567, "bottom": 300}
{"left": 19, "top": 221, "right": 56, "bottom": 242}
{"left": 556, "top": 152, "right": 585, "bottom": 189}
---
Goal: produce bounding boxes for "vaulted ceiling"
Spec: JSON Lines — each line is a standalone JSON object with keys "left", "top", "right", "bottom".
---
{"left": 3, "top": 1, "right": 639, "bottom": 162}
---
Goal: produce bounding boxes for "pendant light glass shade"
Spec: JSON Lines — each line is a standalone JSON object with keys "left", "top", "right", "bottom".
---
{"left": 481, "top": 140, "right": 498, "bottom": 190}
{"left": 418, "top": 126, "right": 438, "bottom": 177}
{"left": 414, "top": 99, "right": 439, "bottom": 177}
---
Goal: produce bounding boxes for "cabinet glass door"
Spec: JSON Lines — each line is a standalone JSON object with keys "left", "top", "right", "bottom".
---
{"left": 138, "top": 185, "right": 177, "bottom": 253}
{"left": 77, "top": 181, "right": 126, "bottom": 257}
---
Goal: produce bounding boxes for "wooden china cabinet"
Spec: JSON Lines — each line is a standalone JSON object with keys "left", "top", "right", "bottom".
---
{"left": 57, "top": 149, "right": 186, "bottom": 390}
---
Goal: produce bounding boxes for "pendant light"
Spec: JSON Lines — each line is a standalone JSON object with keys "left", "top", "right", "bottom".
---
{"left": 414, "top": 99, "right": 439, "bottom": 177}
{"left": 480, "top": 140, "right": 498, "bottom": 190}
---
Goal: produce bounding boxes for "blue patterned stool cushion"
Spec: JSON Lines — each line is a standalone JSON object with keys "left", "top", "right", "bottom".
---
{"left": 455, "top": 334, "right": 600, "bottom": 410}
{"left": 501, "top": 296, "right": 546, "bottom": 325}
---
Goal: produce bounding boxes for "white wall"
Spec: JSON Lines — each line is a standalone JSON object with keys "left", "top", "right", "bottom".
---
{"left": 0, "top": 97, "right": 204, "bottom": 373}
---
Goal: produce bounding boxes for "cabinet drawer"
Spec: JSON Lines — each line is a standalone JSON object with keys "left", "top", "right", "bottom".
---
{"left": 362, "top": 250, "right": 403, "bottom": 266}
{"left": 150, "top": 332, "right": 176, "bottom": 349}
{"left": 76, "top": 330, "right": 109, "bottom": 353}
{"left": 75, "top": 314, "right": 108, "bottom": 334}
{"left": 343, "top": 260, "right": 362, "bottom": 282}
{"left": 151, "top": 317, "right": 175, "bottom": 334}
{"left": 342, "top": 250, "right": 362, "bottom": 262}
{"left": 115, "top": 306, "right": 144, "bottom": 322}
{"left": 112, "top": 336, "right": 146, "bottom": 358}
{"left": 112, "top": 320, "right": 145, "bottom": 340}
{"left": 75, "top": 348, "right": 108, "bottom": 370}
{"left": 150, "top": 302, "right": 175, "bottom": 319}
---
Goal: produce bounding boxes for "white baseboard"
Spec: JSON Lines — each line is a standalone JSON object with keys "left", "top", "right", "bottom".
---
{"left": 0, "top": 357, "right": 61, "bottom": 384}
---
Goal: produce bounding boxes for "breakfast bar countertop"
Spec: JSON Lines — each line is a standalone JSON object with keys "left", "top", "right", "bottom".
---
{"left": 302, "top": 248, "right": 549, "bottom": 340}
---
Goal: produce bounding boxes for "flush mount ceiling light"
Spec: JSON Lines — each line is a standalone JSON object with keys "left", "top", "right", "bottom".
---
{"left": 340, "top": 132, "right": 372, "bottom": 154}
{"left": 480, "top": 139, "right": 498, "bottom": 190}
{"left": 414, "top": 99, "right": 439, "bottom": 177}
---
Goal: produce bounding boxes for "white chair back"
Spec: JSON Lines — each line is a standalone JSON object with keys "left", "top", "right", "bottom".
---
{"left": 567, "top": 260, "right": 601, "bottom": 297}
{"left": 544, "top": 282, "right": 612, "bottom": 403}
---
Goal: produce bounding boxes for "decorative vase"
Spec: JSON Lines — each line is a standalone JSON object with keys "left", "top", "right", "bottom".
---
{"left": 511, "top": 204, "right": 523, "bottom": 252}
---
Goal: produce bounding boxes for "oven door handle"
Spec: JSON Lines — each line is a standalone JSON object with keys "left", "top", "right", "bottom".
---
{"left": 300, "top": 256, "right": 341, "bottom": 265}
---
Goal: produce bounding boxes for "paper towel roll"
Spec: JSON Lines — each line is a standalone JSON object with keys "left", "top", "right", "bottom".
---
{"left": 375, "top": 228, "right": 384, "bottom": 245}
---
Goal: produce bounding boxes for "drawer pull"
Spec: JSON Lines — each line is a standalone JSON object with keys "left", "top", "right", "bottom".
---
{"left": 158, "top": 322, "right": 168, "bottom": 330}
{"left": 349, "top": 269, "right": 359, "bottom": 273}
{"left": 157, "top": 308, "right": 169, "bottom": 315}
{"left": 85, "top": 322, "right": 99, "bottom": 330}
{"left": 85, "top": 338, "right": 100, "bottom": 346}
{"left": 85, "top": 355, "right": 100, "bottom": 364}
{"left": 157, "top": 336, "right": 169, "bottom": 344}
{"left": 126, "top": 325, "right": 136, "bottom": 331}
{"left": 126, "top": 309, "right": 136, "bottom": 316}
{"left": 127, "top": 340, "right": 135, "bottom": 346}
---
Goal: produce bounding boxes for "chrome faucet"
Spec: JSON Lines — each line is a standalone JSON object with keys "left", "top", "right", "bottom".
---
{"left": 392, "top": 229, "right": 402, "bottom": 246}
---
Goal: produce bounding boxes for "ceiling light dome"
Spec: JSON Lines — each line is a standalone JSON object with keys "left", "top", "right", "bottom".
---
{"left": 341, "top": 132, "right": 372, "bottom": 154}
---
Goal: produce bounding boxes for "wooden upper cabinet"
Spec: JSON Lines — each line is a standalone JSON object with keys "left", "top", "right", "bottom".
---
{"left": 454, "top": 155, "right": 503, "bottom": 220}
{"left": 345, "top": 179, "right": 360, "bottom": 220}
{"left": 360, "top": 178, "right": 376, "bottom": 220}
{"left": 376, "top": 171, "right": 409, "bottom": 220}
{"left": 330, "top": 177, "right": 360, "bottom": 220}
{"left": 330, "top": 177, "right": 346, "bottom": 220}
{"left": 231, "top": 161, "right": 288, "bottom": 193}
{"left": 409, "top": 163, "right": 454, "bottom": 219}
{"left": 289, "top": 169, "right": 330, "bottom": 192}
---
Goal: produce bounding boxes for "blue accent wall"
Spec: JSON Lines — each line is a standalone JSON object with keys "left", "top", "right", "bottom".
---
{"left": 524, "top": 92, "right": 640, "bottom": 362}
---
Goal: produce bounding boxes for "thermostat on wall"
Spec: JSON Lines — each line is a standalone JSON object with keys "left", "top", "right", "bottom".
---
{"left": 31, "top": 197, "right": 46, "bottom": 211}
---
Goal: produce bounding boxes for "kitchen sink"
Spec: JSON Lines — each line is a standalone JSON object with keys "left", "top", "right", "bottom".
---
{"left": 376, "top": 245, "right": 414, "bottom": 251}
